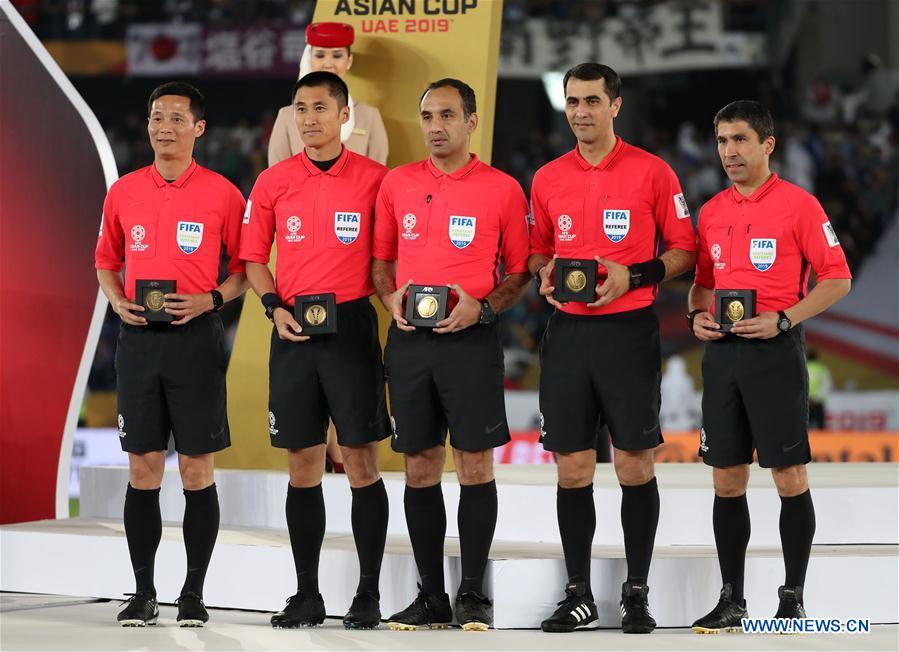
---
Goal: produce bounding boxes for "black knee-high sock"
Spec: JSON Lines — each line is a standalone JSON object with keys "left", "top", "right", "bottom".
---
{"left": 713, "top": 494, "right": 750, "bottom": 603}
{"left": 404, "top": 483, "right": 446, "bottom": 595}
{"left": 457, "top": 480, "right": 498, "bottom": 595}
{"left": 181, "top": 483, "right": 220, "bottom": 597}
{"left": 780, "top": 489, "right": 815, "bottom": 588}
{"left": 620, "top": 477, "right": 660, "bottom": 584}
{"left": 123, "top": 484, "right": 162, "bottom": 597}
{"left": 286, "top": 483, "right": 325, "bottom": 595}
{"left": 557, "top": 484, "right": 595, "bottom": 594}
{"left": 351, "top": 478, "right": 389, "bottom": 596}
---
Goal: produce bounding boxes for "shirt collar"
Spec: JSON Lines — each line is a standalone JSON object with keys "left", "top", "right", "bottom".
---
{"left": 574, "top": 136, "right": 624, "bottom": 171}
{"left": 729, "top": 172, "right": 779, "bottom": 203}
{"left": 149, "top": 159, "right": 198, "bottom": 188}
{"left": 300, "top": 145, "right": 350, "bottom": 177}
{"left": 426, "top": 153, "right": 480, "bottom": 180}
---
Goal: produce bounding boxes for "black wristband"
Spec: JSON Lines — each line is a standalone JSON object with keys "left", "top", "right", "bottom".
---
{"left": 533, "top": 265, "right": 546, "bottom": 291}
{"left": 261, "top": 292, "right": 283, "bottom": 321}
{"left": 210, "top": 289, "right": 224, "bottom": 312}
{"left": 628, "top": 258, "right": 666, "bottom": 289}
{"left": 261, "top": 292, "right": 282, "bottom": 310}
{"left": 687, "top": 308, "right": 703, "bottom": 334}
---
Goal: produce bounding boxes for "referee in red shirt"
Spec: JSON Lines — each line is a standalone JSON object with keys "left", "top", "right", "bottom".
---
{"left": 240, "top": 71, "right": 390, "bottom": 630}
{"left": 529, "top": 63, "right": 698, "bottom": 633}
{"left": 372, "top": 79, "right": 531, "bottom": 631}
{"left": 688, "top": 101, "right": 851, "bottom": 632}
{"left": 95, "top": 82, "right": 247, "bottom": 627}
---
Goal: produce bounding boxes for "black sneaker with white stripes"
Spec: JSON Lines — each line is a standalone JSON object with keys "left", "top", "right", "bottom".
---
{"left": 620, "top": 581, "right": 656, "bottom": 634}
{"left": 117, "top": 592, "right": 159, "bottom": 627}
{"left": 541, "top": 582, "right": 599, "bottom": 633}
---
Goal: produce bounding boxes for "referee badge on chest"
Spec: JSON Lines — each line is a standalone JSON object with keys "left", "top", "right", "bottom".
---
{"left": 334, "top": 212, "right": 360, "bottom": 244}
{"left": 749, "top": 238, "right": 776, "bottom": 271}
{"left": 176, "top": 221, "right": 203, "bottom": 254}
{"left": 603, "top": 209, "right": 630, "bottom": 242}
{"left": 449, "top": 216, "right": 476, "bottom": 248}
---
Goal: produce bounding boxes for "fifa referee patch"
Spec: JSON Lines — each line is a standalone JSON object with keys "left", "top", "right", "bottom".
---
{"left": 822, "top": 221, "right": 840, "bottom": 247}
{"left": 674, "top": 193, "right": 690, "bottom": 219}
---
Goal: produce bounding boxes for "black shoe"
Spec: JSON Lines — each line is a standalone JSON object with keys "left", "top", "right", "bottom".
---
{"left": 454, "top": 591, "right": 493, "bottom": 631}
{"left": 774, "top": 585, "right": 806, "bottom": 619}
{"left": 620, "top": 581, "right": 656, "bottom": 634}
{"left": 117, "top": 593, "right": 159, "bottom": 627}
{"left": 541, "top": 582, "right": 599, "bottom": 633}
{"left": 270, "top": 592, "right": 326, "bottom": 628}
{"left": 343, "top": 592, "right": 381, "bottom": 630}
{"left": 387, "top": 587, "right": 453, "bottom": 631}
{"left": 692, "top": 584, "right": 747, "bottom": 634}
{"left": 175, "top": 592, "right": 209, "bottom": 627}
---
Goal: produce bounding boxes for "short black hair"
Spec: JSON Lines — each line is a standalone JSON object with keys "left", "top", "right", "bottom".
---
{"left": 563, "top": 63, "right": 621, "bottom": 102}
{"left": 147, "top": 82, "right": 205, "bottom": 121}
{"left": 420, "top": 78, "right": 477, "bottom": 120}
{"left": 714, "top": 100, "right": 775, "bottom": 141}
{"left": 292, "top": 71, "right": 349, "bottom": 109}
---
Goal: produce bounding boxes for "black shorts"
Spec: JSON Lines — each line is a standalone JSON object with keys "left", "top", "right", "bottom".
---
{"left": 539, "top": 307, "right": 662, "bottom": 453}
{"left": 115, "top": 313, "right": 230, "bottom": 456}
{"left": 700, "top": 327, "right": 811, "bottom": 469}
{"left": 268, "top": 297, "right": 389, "bottom": 450}
{"left": 384, "top": 322, "right": 510, "bottom": 454}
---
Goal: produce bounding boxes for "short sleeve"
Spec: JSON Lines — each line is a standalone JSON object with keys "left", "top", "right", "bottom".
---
{"left": 372, "top": 173, "right": 399, "bottom": 262}
{"left": 239, "top": 171, "right": 277, "bottom": 264}
{"left": 94, "top": 185, "right": 125, "bottom": 272}
{"left": 653, "top": 162, "right": 697, "bottom": 252}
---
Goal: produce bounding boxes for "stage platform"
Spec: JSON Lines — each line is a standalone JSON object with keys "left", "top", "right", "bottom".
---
{"left": 79, "top": 463, "right": 899, "bottom": 546}
{"left": 4, "top": 593, "right": 898, "bottom": 651}
{"left": 3, "top": 463, "right": 896, "bottom": 629}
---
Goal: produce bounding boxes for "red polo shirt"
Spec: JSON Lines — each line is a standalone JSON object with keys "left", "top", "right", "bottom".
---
{"left": 95, "top": 160, "right": 245, "bottom": 299}
{"left": 373, "top": 154, "right": 530, "bottom": 300}
{"left": 530, "top": 138, "right": 698, "bottom": 316}
{"left": 695, "top": 173, "right": 851, "bottom": 313}
{"left": 240, "top": 147, "right": 388, "bottom": 304}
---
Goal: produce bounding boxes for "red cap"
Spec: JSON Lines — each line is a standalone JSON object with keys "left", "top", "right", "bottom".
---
{"left": 306, "top": 22, "right": 355, "bottom": 48}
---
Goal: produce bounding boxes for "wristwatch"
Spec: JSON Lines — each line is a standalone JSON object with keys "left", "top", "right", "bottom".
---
{"left": 533, "top": 265, "right": 546, "bottom": 292}
{"left": 627, "top": 265, "right": 643, "bottom": 290}
{"left": 777, "top": 310, "right": 792, "bottom": 332}
{"left": 687, "top": 308, "right": 703, "bottom": 333}
{"left": 210, "top": 289, "right": 224, "bottom": 312}
{"left": 479, "top": 299, "right": 496, "bottom": 325}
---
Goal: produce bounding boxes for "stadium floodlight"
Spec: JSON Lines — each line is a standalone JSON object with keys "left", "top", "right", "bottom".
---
{"left": 541, "top": 71, "right": 567, "bottom": 112}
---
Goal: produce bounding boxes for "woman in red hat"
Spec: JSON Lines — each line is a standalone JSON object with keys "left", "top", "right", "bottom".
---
{"left": 268, "top": 21, "right": 389, "bottom": 166}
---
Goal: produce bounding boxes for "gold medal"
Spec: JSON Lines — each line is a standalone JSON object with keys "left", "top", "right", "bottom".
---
{"left": 417, "top": 295, "right": 439, "bottom": 319}
{"left": 726, "top": 300, "right": 745, "bottom": 322}
{"left": 565, "top": 269, "right": 587, "bottom": 292}
{"left": 304, "top": 304, "right": 327, "bottom": 326}
{"left": 144, "top": 289, "right": 166, "bottom": 312}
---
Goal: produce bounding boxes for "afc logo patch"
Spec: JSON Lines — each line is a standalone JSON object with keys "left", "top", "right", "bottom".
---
{"left": 402, "top": 213, "right": 420, "bottom": 240}
{"left": 749, "top": 238, "right": 776, "bottom": 271}
{"left": 557, "top": 214, "right": 576, "bottom": 242}
{"left": 129, "top": 224, "right": 149, "bottom": 252}
{"left": 448, "top": 215, "right": 476, "bottom": 249}
{"left": 176, "top": 221, "right": 203, "bottom": 254}
{"left": 603, "top": 209, "right": 630, "bottom": 242}
{"left": 284, "top": 215, "right": 305, "bottom": 243}
{"left": 334, "top": 212, "right": 361, "bottom": 244}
